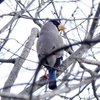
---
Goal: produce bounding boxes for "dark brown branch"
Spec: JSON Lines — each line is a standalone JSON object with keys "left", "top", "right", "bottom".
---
{"left": 79, "top": 62, "right": 99, "bottom": 100}
{"left": 0, "top": 58, "right": 15, "bottom": 63}
{"left": 70, "top": 84, "right": 89, "bottom": 100}
{"left": 92, "top": 81, "right": 99, "bottom": 100}
{"left": 29, "top": 39, "right": 100, "bottom": 100}
{"left": 86, "top": 2, "right": 100, "bottom": 40}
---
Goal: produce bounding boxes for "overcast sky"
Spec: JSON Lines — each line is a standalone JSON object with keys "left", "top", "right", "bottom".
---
{"left": 0, "top": 0, "right": 100, "bottom": 100}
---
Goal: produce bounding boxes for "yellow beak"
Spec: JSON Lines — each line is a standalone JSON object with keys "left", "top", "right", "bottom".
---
{"left": 58, "top": 24, "right": 66, "bottom": 30}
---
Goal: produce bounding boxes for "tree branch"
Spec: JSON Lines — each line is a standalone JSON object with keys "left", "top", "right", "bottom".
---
{"left": 19, "top": 33, "right": 100, "bottom": 96}
{"left": 0, "top": 58, "right": 16, "bottom": 63}
{"left": 1, "top": 28, "right": 39, "bottom": 100}
{"left": 86, "top": 2, "right": 100, "bottom": 40}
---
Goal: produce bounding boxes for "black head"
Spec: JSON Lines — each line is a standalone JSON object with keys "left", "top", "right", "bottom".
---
{"left": 49, "top": 20, "right": 60, "bottom": 30}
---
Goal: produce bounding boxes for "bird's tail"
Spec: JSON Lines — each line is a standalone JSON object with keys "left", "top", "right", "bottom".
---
{"left": 48, "top": 56, "right": 63, "bottom": 90}
{"left": 48, "top": 69, "right": 57, "bottom": 90}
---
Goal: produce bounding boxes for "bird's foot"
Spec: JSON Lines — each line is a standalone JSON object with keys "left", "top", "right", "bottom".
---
{"left": 57, "top": 66, "right": 60, "bottom": 71}
{"left": 58, "top": 66, "right": 60, "bottom": 70}
{"left": 40, "top": 74, "right": 49, "bottom": 80}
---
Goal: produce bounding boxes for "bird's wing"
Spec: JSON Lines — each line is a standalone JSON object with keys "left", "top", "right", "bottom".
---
{"left": 37, "top": 22, "right": 64, "bottom": 55}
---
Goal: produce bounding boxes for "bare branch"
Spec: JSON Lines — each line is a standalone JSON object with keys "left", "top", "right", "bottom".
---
{"left": 1, "top": 1, "right": 100, "bottom": 100}
{"left": 0, "top": 58, "right": 15, "bottom": 63}
{"left": 86, "top": 2, "right": 100, "bottom": 40}
{"left": 0, "top": 0, "right": 36, "bottom": 34}
{"left": 1, "top": 28, "right": 39, "bottom": 100}
{"left": 20, "top": 34, "right": 100, "bottom": 95}
{"left": 75, "top": 57, "right": 100, "bottom": 66}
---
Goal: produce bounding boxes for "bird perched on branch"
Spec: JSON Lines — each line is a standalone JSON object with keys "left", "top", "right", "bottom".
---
{"left": 36, "top": 20, "right": 66, "bottom": 90}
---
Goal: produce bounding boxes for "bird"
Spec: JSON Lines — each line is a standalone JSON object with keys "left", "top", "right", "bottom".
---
{"left": 36, "top": 19, "right": 66, "bottom": 90}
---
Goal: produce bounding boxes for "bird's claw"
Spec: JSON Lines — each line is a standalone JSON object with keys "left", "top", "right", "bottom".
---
{"left": 57, "top": 66, "right": 60, "bottom": 71}
{"left": 40, "top": 74, "right": 49, "bottom": 80}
